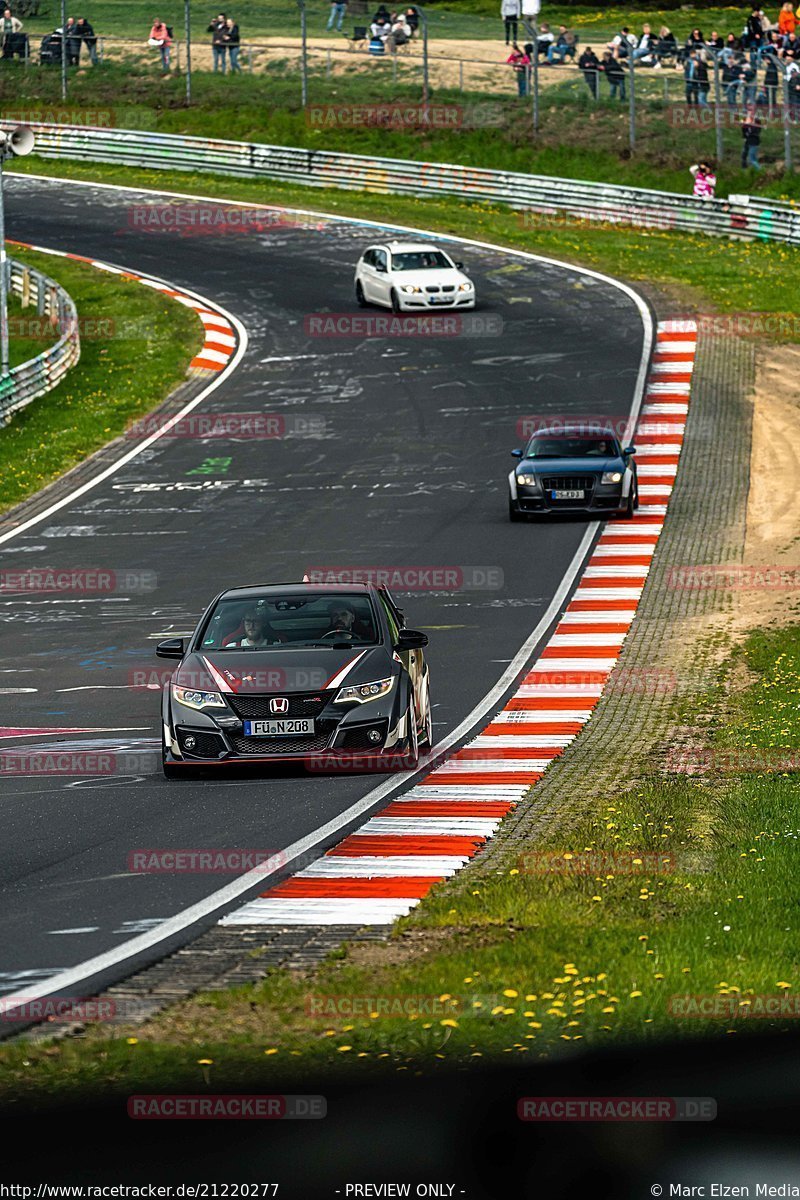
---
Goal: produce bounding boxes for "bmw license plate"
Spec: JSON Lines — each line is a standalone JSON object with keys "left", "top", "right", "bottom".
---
{"left": 552, "top": 489, "right": 584, "bottom": 500}
{"left": 244, "top": 719, "right": 315, "bottom": 737}
{"left": 428, "top": 296, "right": 451, "bottom": 305}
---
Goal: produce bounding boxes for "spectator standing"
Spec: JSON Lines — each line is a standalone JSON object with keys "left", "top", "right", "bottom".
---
{"left": 506, "top": 41, "right": 530, "bottom": 96}
{"left": 689, "top": 161, "right": 717, "bottom": 198}
{"left": 224, "top": 16, "right": 239, "bottom": 71}
{"left": 76, "top": 15, "right": 96, "bottom": 64}
{"left": 695, "top": 53, "right": 710, "bottom": 106}
{"left": 745, "top": 5, "right": 764, "bottom": 61}
{"left": 64, "top": 15, "right": 81, "bottom": 64}
{"left": 741, "top": 106, "right": 762, "bottom": 167}
{"left": 578, "top": 45, "right": 600, "bottom": 97}
{"left": 501, "top": 0, "right": 520, "bottom": 48}
{"left": 327, "top": 0, "right": 347, "bottom": 34}
{"left": 723, "top": 52, "right": 743, "bottom": 105}
{"left": 604, "top": 49, "right": 626, "bottom": 99}
{"left": 764, "top": 50, "right": 779, "bottom": 106}
{"left": 779, "top": 2, "right": 797, "bottom": 36}
{"left": 148, "top": 18, "right": 171, "bottom": 71}
{"left": 208, "top": 13, "right": 227, "bottom": 72}
{"left": 1, "top": 7, "right": 21, "bottom": 58}
{"left": 684, "top": 49, "right": 700, "bottom": 104}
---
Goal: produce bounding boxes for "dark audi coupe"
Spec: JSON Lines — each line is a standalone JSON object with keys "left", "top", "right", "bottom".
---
{"left": 508, "top": 428, "right": 639, "bottom": 520}
{"left": 157, "top": 582, "right": 432, "bottom": 776}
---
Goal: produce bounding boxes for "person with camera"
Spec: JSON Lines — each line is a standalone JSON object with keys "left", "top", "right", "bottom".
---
{"left": 208, "top": 12, "right": 228, "bottom": 72}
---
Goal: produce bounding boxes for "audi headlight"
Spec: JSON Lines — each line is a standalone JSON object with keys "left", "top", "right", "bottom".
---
{"left": 334, "top": 676, "right": 396, "bottom": 704}
{"left": 516, "top": 472, "right": 541, "bottom": 489}
{"left": 172, "top": 685, "right": 227, "bottom": 711}
{"left": 457, "top": 282, "right": 473, "bottom": 291}
{"left": 400, "top": 285, "right": 422, "bottom": 294}
{"left": 601, "top": 471, "right": 623, "bottom": 484}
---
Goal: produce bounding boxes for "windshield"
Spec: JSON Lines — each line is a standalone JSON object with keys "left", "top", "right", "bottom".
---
{"left": 199, "top": 593, "right": 379, "bottom": 650}
{"left": 525, "top": 436, "right": 620, "bottom": 459}
{"left": 391, "top": 250, "right": 453, "bottom": 271}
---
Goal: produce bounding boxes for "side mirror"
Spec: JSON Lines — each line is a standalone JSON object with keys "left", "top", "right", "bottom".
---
{"left": 394, "top": 629, "right": 428, "bottom": 651}
{"left": 156, "top": 637, "right": 185, "bottom": 659}
{"left": 511, "top": 448, "right": 523, "bottom": 458}
{"left": 624, "top": 445, "right": 636, "bottom": 456}
{"left": 455, "top": 261, "right": 465, "bottom": 270}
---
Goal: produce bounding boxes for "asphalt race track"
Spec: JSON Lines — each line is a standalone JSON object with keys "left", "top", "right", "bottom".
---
{"left": 0, "top": 175, "right": 650, "bottom": 1003}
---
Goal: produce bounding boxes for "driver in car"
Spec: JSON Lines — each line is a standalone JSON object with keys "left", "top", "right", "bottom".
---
{"left": 326, "top": 603, "right": 371, "bottom": 641}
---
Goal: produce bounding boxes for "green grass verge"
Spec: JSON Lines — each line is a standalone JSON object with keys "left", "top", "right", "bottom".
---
{"left": 0, "top": 247, "right": 202, "bottom": 512}
{"left": 1, "top": 624, "right": 799, "bottom": 1096}
{"left": 10, "top": 158, "right": 800, "bottom": 330}
{"left": 3, "top": 57, "right": 799, "bottom": 197}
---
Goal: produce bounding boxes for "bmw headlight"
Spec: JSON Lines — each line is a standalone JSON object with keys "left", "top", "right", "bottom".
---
{"left": 457, "top": 282, "right": 473, "bottom": 291}
{"left": 400, "top": 285, "right": 422, "bottom": 294}
{"left": 172, "top": 685, "right": 227, "bottom": 711}
{"left": 334, "top": 676, "right": 396, "bottom": 704}
{"left": 601, "top": 471, "right": 623, "bottom": 484}
{"left": 516, "top": 472, "right": 541, "bottom": 489}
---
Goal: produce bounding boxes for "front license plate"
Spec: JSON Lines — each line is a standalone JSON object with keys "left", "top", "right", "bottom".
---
{"left": 244, "top": 719, "right": 315, "bottom": 737}
{"left": 428, "top": 296, "right": 452, "bottom": 305}
{"left": 552, "top": 489, "right": 584, "bottom": 500}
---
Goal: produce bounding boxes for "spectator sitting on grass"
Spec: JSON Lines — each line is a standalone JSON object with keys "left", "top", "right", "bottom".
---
{"left": 783, "top": 30, "right": 800, "bottom": 56}
{"left": 387, "top": 11, "right": 410, "bottom": 50}
{"left": 608, "top": 27, "right": 635, "bottom": 57}
{"left": 148, "top": 17, "right": 171, "bottom": 71}
{"left": 405, "top": 7, "right": 418, "bottom": 36}
{"left": 76, "top": 15, "right": 96, "bottom": 64}
{"left": 535, "top": 23, "right": 553, "bottom": 59}
{"left": 547, "top": 25, "right": 576, "bottom": 65}
{"left": 632, "top": 24, "right": 654, "bottom": 62}
{"left": 653, "top": 25, "right": 678, "bottom": 67}
{"left": 689, "top": 161, "right": 716, "bottom": 198}
{"left": 578, "top": 45, "right": 600, "bottom": 97}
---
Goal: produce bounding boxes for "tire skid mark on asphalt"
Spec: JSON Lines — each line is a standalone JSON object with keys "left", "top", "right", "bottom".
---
{"left": 221, "top": 318, "right": 697, "bottom": 927}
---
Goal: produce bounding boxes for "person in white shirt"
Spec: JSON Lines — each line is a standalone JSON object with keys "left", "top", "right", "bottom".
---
{"left": 501, "top": 0, "right": 521, "bottom": 46}
{"left": 238, "top": 612, "right": 276, "bottom": 649}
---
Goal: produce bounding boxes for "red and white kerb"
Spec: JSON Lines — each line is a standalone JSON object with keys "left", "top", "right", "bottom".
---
{"left": 219, "top": 319, "right": 697, "bottom": 927}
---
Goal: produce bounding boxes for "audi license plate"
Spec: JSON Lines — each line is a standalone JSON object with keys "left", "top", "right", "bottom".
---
{"left": 552, "top": 489, "right": 584, "bottom": 500}
{"left": 244, "top": 719, "right": 315, "bottom": 737}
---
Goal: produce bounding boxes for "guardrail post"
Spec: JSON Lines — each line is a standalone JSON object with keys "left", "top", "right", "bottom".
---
{"left": 783, "top": 70, "right": 793, "bottom": 175}
{"left": 326, "top": 48, "right": 331, "bottom": 77}
{"left": 21, "top": 266, "right": 31, "bottom": 308}
{"left": 459, "top": 59, "right": 463, "bottom": 91}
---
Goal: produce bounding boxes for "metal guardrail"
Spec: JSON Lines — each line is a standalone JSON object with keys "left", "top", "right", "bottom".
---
{"left": 1, "top": 257, "right": 81, "bottom": 425}
{"left": 13, "top": 122, "right": 800, "bottom": 245}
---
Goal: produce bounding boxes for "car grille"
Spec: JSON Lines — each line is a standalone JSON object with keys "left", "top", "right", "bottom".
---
{"left": 441, "top": 285, "right": 455, "bottom": 293}
{"left": 228, "top": 729, "right": 334, "bottom": 756}
{"left": 542, "top": 476, "right": 596, "bottom": 491}
{"left": 177, "top": 729, "right": 226, "bottom": 759}
{"left": 226, "top": 691, "right": 334, "bottom": 720}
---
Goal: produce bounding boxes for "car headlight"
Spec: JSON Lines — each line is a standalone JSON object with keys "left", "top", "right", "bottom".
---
{"left": 457, "top": 282, "right": 473, "bottom": 291}
{"left": 334, "top": 676, "right": 396, "bottom": 704}
{"left": 400, "top": 285, "right": 422, "bottom": 294}
{"left": 601, "top": 471, "right": 623, "bottom": 484}
{"left": 171, "top": 685, "right": 227, "bottom": 711}
{"left": 516, "top": 472, "right": 541, "bottom": 489}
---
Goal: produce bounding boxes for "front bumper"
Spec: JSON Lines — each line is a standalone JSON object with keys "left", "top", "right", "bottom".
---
{"left": 164, "top": 689, "right": 412, "bottom": 769}
{"left": 396, "top": 294, "right": 475, "bottom": 311}
{"left": 513, "top": 486, "right": 626, "bottom": 516}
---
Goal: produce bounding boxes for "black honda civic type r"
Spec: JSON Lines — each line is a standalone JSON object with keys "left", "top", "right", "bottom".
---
{"left": 156, "top": 582, "right": 432, "bottom": 776}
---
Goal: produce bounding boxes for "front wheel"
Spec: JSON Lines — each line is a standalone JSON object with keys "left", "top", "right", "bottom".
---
{"left": 390, "top": 289, "right": 402, "bottom": 314}
{"left": 621, "top": 489, "right": 635, "bottom": 519}
{"left": 400, "top": 698, "right": 419, "bottom": 769}
{"left": 418, "top": 687, "right": 433, "bottom": 748}
{"left": 509, "top": 495, "right": 524, "bottom": 522}
{"left": 355, "top": 280, "right": 367, "bottom": 308}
